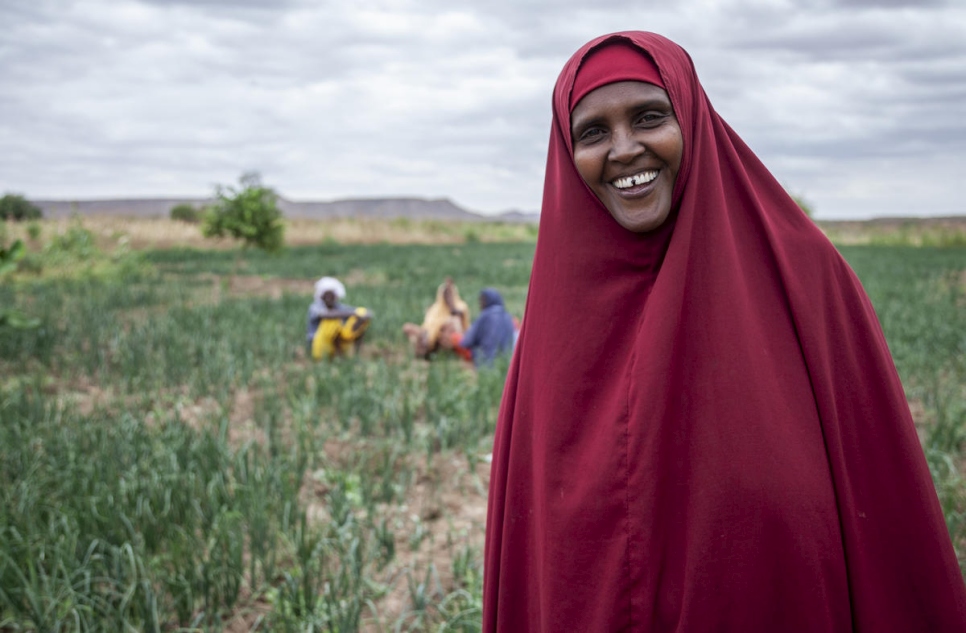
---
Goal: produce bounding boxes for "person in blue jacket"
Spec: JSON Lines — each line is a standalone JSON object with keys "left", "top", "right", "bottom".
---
{"left": 460, "top": 288, "right": 516, "bottom": 367}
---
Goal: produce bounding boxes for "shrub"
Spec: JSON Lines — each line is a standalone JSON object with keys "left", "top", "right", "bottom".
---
{"left": 47, "top": 223, "right": 97, "bottom": 260}
{"left": 26, "top": 221, "right": 42, "bottom": 241}
{"left": 0, "top": 236, "right": 39, "bottom": 328}
{"left": 170, "top": 202, "right": 201, "bottom": 223}
{"left": 0, "top": 236, "right": 25, "bottom": 277}
{"left": 201, "top": 172, "right": 284, "bottom": 253}
{"left": 790, "top": 193, "right": 814, "bottom": 218}
{"left": 0, "top": 193, "right": 43, "bottom": 221}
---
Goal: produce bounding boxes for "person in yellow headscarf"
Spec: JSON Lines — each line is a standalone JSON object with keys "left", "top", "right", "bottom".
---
{"left": 403, "top": 277, "right": 471, "bottom": 360}
{"left": 306, "top": 276, "right": 372, "bottom": 359}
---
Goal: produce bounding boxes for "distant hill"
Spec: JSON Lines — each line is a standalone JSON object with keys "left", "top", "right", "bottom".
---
{"left": 30, "top": 196, "right": 540, "bottom": 223}
{"left": 26, "top": 197, "right": 966, "bottom": 230}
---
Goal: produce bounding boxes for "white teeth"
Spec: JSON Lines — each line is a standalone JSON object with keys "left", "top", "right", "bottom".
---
{"left": 612, "top": 171, "right": 658, "bottom": 189}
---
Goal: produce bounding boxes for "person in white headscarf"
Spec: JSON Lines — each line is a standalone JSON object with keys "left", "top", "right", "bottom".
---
{"left": 305, "top": 276, "right": 371, "bottom": 359}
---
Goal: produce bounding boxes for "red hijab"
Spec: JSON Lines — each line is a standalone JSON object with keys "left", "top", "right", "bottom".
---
{"left": 483, "top": 31, "right": 966, "bottom": 632}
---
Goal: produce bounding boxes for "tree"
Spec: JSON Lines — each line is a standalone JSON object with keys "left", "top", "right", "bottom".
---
{"left": 201, "top": 172, "right": 284, "bottom": 253}
{"left": 0, "top": 193, "right": 43, "bottom": 221}
{"left": 780, "top": 183, "right": 816, "bottom": 219}
{"left": 790, "top": 193, "right": 815, "bottom": 218}
{"left": 170, "top": 202, "right": 201, "bottom": 223}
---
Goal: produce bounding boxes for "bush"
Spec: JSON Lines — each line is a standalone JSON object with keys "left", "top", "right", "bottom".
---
{"left": 0, "top": 236, "right": 39, "bottom": 328}
{"left": 47, "top": 223, "right": 97, "bottom": 258}
{"left": 0, "top": 193, "right": 42, "bottom": 221}
{"left": 201, "top": 172, "right": 284, "bottom": 253}
{"left": 790, "top": 193, "right": 814, "bottom": 218}
{"left": 0, "top": 235, "right": 26, "bottom": 277}
{"left": 26, "top": 222, "right": 42, "bottom": 241}
{"left": 170, "top": 203, "right": 201, "bottom": 223}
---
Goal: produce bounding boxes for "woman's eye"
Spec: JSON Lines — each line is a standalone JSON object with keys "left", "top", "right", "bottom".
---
{"left": 577, "top": 127, "right": 605, "bottom": 143}
{"left": 636, "top": 112, "right": 667, "bottom": 127}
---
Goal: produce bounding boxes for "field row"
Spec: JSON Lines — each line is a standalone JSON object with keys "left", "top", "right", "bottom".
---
{"left": 1, "top": 239, "right": 964, "bottom": 631}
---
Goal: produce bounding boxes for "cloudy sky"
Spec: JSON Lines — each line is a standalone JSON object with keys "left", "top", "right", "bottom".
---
{"left": 1, "top": 0, "right": 964, "bottom": 219}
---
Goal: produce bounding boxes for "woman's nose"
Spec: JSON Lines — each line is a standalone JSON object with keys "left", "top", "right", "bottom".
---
{"left": 609, "top": 128, "right": 645, "bottom": 163}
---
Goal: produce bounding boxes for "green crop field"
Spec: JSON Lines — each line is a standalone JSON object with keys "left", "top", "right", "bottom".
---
{"left": 1, "top": 218, "right": 965, "bottom": 631}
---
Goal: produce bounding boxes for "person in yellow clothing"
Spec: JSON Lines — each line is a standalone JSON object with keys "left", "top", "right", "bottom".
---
{"left": 402, "top": 277, "right": 470, "bottom": 359}
{"left": 305, "top": 276, "right": 372, "bottom": 359}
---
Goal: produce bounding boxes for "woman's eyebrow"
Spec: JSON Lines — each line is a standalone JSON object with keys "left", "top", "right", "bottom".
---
{"left": 571, "top": 98, "right": 673, "bottom": 133}
{"left": 632, "top": 96, "right": 671, "bottom": 108}
{"left": 570, "top": 113, "right": 604, "bottom": 134}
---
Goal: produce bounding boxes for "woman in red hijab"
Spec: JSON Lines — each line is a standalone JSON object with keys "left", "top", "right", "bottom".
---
{"left": 483, "top": 32, "right": 966, "bottom": 631}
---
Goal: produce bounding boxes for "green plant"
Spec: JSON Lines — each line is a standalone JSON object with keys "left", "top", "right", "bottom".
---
{"left": 0, "top": 237, "right": 25, "bottom": 277}
{"left": 0, "top": 236, "right": 39, "bottom": 329}
{"left": 201, "top": 172, "right": 285, "bottom": 253}
{"left": 437, "top": 545, "right": 483, "bottom": 631}
{"left": 169, "top": 202, "right": 201, "bottom": 223}
{"left": 0, "top": 193, "right": 42, "bottom": 221}
{"left": 46, "top": 223, "right": 96, "bottom": 260}
{"left": 790, "top": 193, "right": 814, "bottom": 218}
{"left": 26, "top": 222, "right": 42, "bottom": 242}
{"left": 0, "top": 310, "right": 39, "bottom": 329}
{"left": 3, "top": 237, "right": 964, "bottom": 629}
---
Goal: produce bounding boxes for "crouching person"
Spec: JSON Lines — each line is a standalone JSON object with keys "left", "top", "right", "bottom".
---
{"left": 403, "top": 277, "right": 471, "bottom": 359}
{"left": 460, "top": 288, "right": 516, "bottom": 368}
{"left": 306, "top": 276, "right": 372, "bottom": 359}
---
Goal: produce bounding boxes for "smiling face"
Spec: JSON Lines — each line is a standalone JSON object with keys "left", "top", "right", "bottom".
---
{"left": 570, "top": 81, "right": 683, "bottom": 233}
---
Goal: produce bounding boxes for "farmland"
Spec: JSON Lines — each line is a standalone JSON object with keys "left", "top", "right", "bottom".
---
{"left": 1, "top": 216, "right": 965, "bottom": 631}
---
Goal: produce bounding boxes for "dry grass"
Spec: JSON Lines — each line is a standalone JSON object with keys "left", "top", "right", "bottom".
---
{"left": 8, "top": 214, "right": 966, "bottom": 252}
{"left": 4, "top": 216, "right": 538, "bottom": 251}
{"left": 816, "top": 216, "right": 966, "bottom": 245}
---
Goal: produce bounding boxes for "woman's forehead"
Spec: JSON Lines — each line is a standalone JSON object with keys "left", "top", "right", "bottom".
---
{"left": 571, "top": 81, "right": 673, "bottom": 124}
{"left": 570, "top": 40, "right": 664, "bottom": 111}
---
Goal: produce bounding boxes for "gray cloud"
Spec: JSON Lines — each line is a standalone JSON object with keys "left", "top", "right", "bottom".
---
{"left": 0, "top": 0, "right": 963, "bottom": 218}
{"left": 829, "top": 0, "right": 947, "bottom": 7}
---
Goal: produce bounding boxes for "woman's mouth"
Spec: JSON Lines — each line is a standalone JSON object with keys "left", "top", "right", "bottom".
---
{"left": 611, "top": 170, "right": 658, "bottom": 193}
